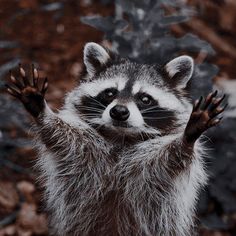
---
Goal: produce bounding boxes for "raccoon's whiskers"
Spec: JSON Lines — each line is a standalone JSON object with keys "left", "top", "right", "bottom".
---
{"left": 78, "top": 108, "right": 103, "bottom": 113}
{"left": 142, "top": 110, "right": 174, "bottom": 115}
{"left": 141, "top": 106, "right": 174, "bottom": 113}
{"left": 87, "top": 96, "right": 106, "bottom": 109}
{"left": 81, "top": 117, "right": 104, "bottom": 130}
{"left": 142, "top": 125, "right": 162, "bottom": 137}
{"left": 94, "top": 124, "right": 105, "bottom": 132}
{"left": 80, "top": 114, "right": 101, "bottom": 118}
{"left": 142, "top": 116, "right": 176, "bottom": 120}
{"left": 76, "top": 105, "right": 104, "bottom": 113}
{"left": 80, "top": 115, "right": 102, "bottom": 120}
{"left": 141, "top": 105, "right": 161, "bottom": 113}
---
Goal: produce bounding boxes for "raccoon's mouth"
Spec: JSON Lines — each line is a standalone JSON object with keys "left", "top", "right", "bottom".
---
{"left": 112, "top": 121, "right": 132, "bottom": 128}
{"left": 90, "top": 120, "right": 132, "bottom": 130}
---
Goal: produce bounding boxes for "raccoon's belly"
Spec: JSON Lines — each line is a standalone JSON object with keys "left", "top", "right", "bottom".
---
{"left": 87, "top": 191, "right": 137, "bottom": 236}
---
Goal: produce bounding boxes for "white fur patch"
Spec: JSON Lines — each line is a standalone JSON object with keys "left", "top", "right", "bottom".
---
{"left": 126, "top": 101, "right": 144, "bottom": 127}
{"left": 101, "top": 101, "right": 144, "bottom": 128}
{"left": 79, "top": 77, "right": 127, "bottom": 97}
{"left": 132, "top": 81, "right": 185, "bottom": 112}
{"left": 101, "top": 100, "right": 117, "bottom": 124}
{"left": 132, "top": 81, "right": 141, "bottom": 94}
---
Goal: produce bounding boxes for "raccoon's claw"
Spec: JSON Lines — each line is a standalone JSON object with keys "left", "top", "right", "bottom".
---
{"left": 184, "top": 91, "right": 227, "bottom": 143}
{"left": 5, "top": 64, "right": 48, "bottom": 118}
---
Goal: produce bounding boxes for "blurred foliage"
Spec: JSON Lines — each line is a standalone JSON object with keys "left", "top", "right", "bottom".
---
{"left": 81, "top": 0, "right": 218, "bottom": 100}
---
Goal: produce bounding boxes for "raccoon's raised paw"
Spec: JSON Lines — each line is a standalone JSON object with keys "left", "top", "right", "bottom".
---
{"left": 184, "top": 91, "right": 227, "bottom": 143}
{"left": 5, "top": 64, "right": 48, "bottom": 118}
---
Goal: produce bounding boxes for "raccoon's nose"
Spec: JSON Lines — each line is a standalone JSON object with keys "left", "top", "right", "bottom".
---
{"left": 110, "top": 105, "right": 130, "bottom": 121}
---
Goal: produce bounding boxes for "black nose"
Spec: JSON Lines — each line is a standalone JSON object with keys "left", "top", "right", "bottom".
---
{"left": 110, "top": 105, "right": 130, "bottom": 121}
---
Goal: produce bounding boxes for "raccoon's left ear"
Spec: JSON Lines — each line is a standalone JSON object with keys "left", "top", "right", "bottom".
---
{"left": 83, "top": 42, "right": 113, "bottom": 77}
{"left": 164, "top": 56, "right": 194, "bottom": 89}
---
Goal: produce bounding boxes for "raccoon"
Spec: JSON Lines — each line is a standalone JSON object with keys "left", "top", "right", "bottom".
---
{"left": 6, "top": 42, "right": 226, "bottom": 236}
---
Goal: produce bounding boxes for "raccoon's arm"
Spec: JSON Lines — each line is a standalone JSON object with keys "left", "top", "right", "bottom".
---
{"left": 117, "top": 91, "right": 225, "bottom": 189}
{"left": 6, "top": 65, "right": 110, "bottom": 157}
{"left": 35, "top": 103, "right": 111, "bottom": 158}
{"left": 117, "top": 134, "right": 195, "bottom": 188}
{"left": 160, "top": 90, "right": 226, "bottom": 176}
{"left": 117, "top": 132, "right": 195, "bottom": 191}
{"left": 115, "top": 100, "right": 224, "bottom": 236}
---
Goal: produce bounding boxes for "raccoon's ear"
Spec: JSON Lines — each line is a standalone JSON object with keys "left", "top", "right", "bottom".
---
{"left": 164, "top": 56, "right": 194, "bottom": 89}
{"left": 83, "top": 42, "right": 112, "bottom": 77}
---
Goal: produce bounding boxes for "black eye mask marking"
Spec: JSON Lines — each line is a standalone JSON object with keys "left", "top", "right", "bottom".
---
{"left": 136, "top": 93, "right": 155, "bottom": 106}
{"left": 100, "top": 88, "right": 118, "bottom": 106}
{"left": 142, "top": 107, "right": 177, "bottom": 133}
{"left": 135, "top": 93, "right": 177, "bottom": 133}
{"left": 75, "top": 88, "right": 118, "bottom": 120}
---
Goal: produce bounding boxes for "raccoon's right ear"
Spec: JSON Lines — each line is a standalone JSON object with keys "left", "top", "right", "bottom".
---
{"left": 164, "top": 56, "right": 194, "bottom": 89}
{"left": 83, "top": 42, "right": 113, "bottom": 77}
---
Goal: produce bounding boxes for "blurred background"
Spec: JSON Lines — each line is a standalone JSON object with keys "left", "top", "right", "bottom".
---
{"left": 0, "top": 0, "right": 236, "bottom": 235}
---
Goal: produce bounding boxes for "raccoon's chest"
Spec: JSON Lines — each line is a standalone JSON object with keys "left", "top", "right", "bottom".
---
{"left": 87, "top": 190, "right": 138, "bottom": 236}
{"left": 84, "top": 151, "right": 138, "bottom": 235}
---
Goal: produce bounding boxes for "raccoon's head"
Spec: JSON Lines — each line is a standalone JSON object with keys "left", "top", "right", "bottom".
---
{"left": 65, "top": 43, "right": 194, "bottom": 140}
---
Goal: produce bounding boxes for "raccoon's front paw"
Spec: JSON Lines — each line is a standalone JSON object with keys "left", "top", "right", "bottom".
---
{"left": 184, "top": 91, "right": 227, "bottom": 143}
{"left": 6, "top": 65, "right": 48, "bottom": 118}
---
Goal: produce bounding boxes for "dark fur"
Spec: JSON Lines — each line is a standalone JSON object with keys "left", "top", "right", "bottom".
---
{"left": 7, "top": 44, "right": 220, "bottom": 236}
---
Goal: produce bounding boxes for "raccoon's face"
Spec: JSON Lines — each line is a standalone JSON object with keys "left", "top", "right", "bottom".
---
{"left": 67, "top": 43, "right": 194, "bottom": 140}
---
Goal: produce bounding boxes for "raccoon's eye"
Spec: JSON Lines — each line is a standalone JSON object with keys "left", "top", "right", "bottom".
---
{"left": 139, "top": 94, "right": 153, "bottom": 105}
{"left": 104, "top": 88, "right": 118, "bottom": 99}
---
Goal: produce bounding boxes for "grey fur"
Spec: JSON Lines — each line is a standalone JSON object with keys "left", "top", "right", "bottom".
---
{"left": 33, "top": 43, "right": 207, "bottom": 236}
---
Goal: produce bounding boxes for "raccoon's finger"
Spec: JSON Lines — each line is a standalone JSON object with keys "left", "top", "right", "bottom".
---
{"left": 32, "top": 64, "right": 39, "bottom": 87}
{"left": 210, "top": 104, "right": 228, "bottom": 118}
{"left": 19, "top": 65, "right": 30, "bottom": 86}
{"left": 5, "top": 84, "right": 21, "bottom": 99}
{"left": 207, "top": 117, "right": 223, "bottom": 128}
{"left": 10, "top": 71, "right": 24, "bottom": 89}
{"left": 5, "top": 83, "right": 20, "bottom": 93}
{"left": 41, "top": 77, "right": 48, "bottom": 95}
{"left": 193, "top": 96, "right": 203, "bottom": 111}
{"left": 208, "top": 95, "right": 226, "bottom": 112}
{"left": 203, "top": 90, "right": 218, "bottom": 110}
